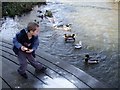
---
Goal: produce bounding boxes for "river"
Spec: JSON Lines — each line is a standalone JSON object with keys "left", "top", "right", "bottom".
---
{"left": 0, "top": 0, "right": 119, "bottom": 88}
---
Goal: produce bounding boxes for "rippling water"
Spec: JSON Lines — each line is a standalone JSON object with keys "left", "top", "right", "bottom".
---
{"left": 0, "top": 0, "right": 119, "bottom": 88}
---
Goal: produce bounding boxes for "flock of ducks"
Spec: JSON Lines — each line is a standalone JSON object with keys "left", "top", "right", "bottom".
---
{"left": 36, "top": 9, "right": 99, "bottom": 64}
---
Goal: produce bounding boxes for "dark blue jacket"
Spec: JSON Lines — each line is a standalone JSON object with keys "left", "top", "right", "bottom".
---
{"left": 13, "top": 29, "right": 39, "bottom": 57}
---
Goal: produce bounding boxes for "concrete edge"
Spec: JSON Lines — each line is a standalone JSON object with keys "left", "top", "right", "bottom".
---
{"left": 36, "top": 50, "right": 109, "bottom": 88}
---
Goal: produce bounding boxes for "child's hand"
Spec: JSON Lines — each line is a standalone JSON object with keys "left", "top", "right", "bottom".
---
{"left": 26, "top": 49, "right": 33, "bottom": 53}
{"left": 21, "top": 46, "right": 28, "bottom": 51}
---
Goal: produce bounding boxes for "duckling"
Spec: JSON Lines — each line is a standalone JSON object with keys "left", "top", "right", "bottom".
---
{"left": 64, "top": 34, "right": 75, "bottom": 42}
{"left": 84, "top": 54, "right": 99, "bottom": 64}
{"left": 75, "top": 41, "right": 82, "bottom": 49}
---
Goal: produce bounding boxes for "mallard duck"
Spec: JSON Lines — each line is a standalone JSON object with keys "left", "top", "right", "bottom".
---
{"left": 74, "top": 41, "right": 82, "bottom": 49}
{"left": 84, "top": 54, "right": 99, "bottom": 64}
{"left": 54, "top": 24, "right": 71, "bottom": 31}
{"left": 44, "top": 10, "right": 53, "bottom": 18}
{"left": 64, "top": 34, "right": 75, "bottom": 42}
{"left": 63, "top": 24, "right": 71, "bottom": 31}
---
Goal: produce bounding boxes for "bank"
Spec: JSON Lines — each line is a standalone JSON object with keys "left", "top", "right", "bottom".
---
{"left": 2, "top": 1, "right": 46, "bottom": 18}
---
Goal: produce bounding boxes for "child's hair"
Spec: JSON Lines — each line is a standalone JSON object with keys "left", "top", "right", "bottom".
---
{"left": 27, "top": 22, "right": 39, "bottom": 32}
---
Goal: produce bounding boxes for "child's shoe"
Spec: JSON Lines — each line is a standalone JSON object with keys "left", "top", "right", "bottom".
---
{"left": 17, "top": 70, "right": 28, "bottom": 79}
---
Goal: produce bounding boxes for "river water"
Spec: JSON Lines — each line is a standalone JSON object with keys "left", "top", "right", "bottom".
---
{"left": 0, "top": 0, "right": 119, "bottom": 88}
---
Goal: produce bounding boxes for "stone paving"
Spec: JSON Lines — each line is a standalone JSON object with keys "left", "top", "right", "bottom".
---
{"left": 0, "top": 40, "right": 109, "bottom": 89}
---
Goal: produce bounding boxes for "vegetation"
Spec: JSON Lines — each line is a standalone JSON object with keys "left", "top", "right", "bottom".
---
{"left": 2, "top": 2, "right": 46, "bottom": 17}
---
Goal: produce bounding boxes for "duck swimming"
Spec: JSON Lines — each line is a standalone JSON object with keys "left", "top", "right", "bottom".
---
{"left": 54, "top": 24, "right": 72, "bottom": 31}
{"left": 63, "top": 24, "right": 71, "bottom": 31}
{"left": 44, "top": 10, "right": 53, "bottom": 18}
{"left": 74, "top": 41, "right": 82, "bottom": 49}
{"left": 84, "top": 54, "right": 99, "bottom": 64}
{"left": 64, "top": 34, "right": 75, "bottom": 42}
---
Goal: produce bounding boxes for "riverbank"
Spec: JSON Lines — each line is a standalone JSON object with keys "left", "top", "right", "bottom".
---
{"left": 2, "top": 2, "right": 46, "bottom": 18}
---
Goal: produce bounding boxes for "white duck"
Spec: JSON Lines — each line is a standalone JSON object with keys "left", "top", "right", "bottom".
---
{"left": 63, "top": 24, "right": 71, "bottom": 31}
{"left": 74, "top": 41, "right": 82, "bottom": 49}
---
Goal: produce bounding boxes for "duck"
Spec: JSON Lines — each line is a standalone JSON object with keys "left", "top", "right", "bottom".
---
{"left": 44, "top": 10, "right": 53, "bottom": 18}
{"left": 63, "top": 24, "right": 71, "bottom": 31}
{"left": 64, "top": 34, "right": 75, "bottom": 42}
{"left": 54, "top": 24, "right": 71, "bottom": 31}
{"left": 37, "top": 15, "right": 44, "bottom": 19}
{"left": 37, "top": 10, "right": 42, "bottom": 13}
{"left": 84, "top": 54, "right": 99, "bottom": 64}
{"left": 74, "top": 41, "right": 82, "bottom": 49}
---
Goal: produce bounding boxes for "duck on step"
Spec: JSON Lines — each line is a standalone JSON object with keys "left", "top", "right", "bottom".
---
{"left": 84, "top": 54, "right": 99, "bottom": 64}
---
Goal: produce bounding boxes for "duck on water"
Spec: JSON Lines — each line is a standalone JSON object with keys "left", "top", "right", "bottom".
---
{"left": 84, "top": 54, "right": 99, "bottom": 64}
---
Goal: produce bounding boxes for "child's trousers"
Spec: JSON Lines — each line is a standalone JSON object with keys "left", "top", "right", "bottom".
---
{"left": 17, "top": 50, "right": 43, "bottom": 74}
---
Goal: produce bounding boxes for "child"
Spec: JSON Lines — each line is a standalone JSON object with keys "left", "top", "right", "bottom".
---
{"left": 13, "top": 22, "right": 46, "bottom": 79}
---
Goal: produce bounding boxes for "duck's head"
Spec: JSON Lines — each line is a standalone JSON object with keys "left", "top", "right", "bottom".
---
{"left": 72, "top": 34, "right": 75, "bottom": 37}
{"left": 64, "top": 34, "right": 67, "bottom": 37}
{"left": 66, "top": 24, "right": 72, "bottom": 27}
{"left": 85, "top": 54, "right": 90, "bottom": 58}
{"left": 34, "top": 20, "right": 37, "bottom": 22}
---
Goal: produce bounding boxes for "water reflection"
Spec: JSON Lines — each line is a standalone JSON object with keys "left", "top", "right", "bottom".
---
{"left": 42, "top": 77, "right": 77, "bottom": 88}
{"left": 0, "top": 18, "right": 21, "bottom": 40}
{"left": 33, "top": 73, "right": 78, "bottom": 88}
